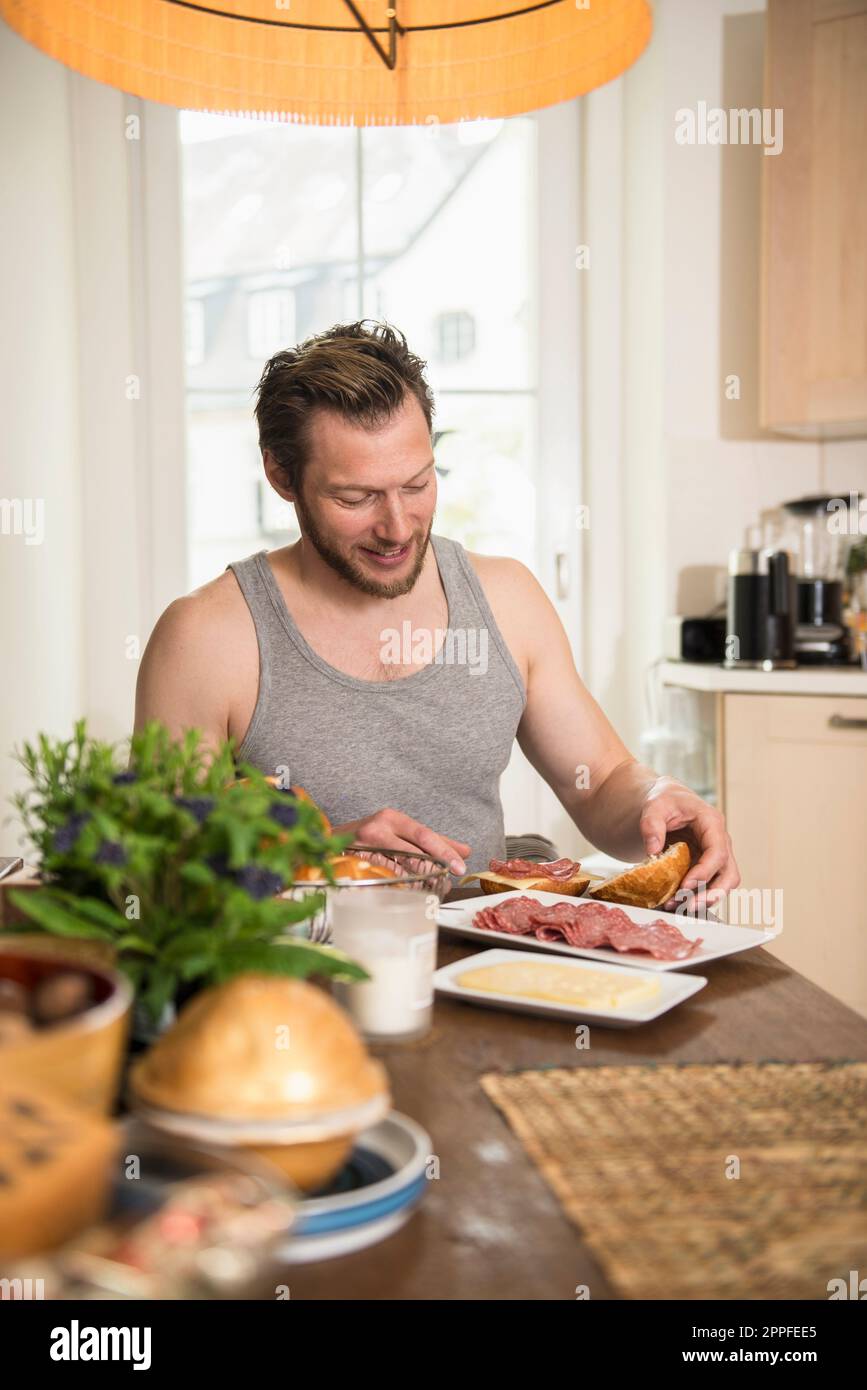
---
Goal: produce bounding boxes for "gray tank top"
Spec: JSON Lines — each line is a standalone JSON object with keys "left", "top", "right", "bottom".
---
{"left": 227, "top": 533, "right": 527, "bottom": 875}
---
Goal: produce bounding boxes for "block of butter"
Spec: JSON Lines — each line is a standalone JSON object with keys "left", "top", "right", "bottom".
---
{"left": 455, "top": 960, "right": 660, "bottom": 1010}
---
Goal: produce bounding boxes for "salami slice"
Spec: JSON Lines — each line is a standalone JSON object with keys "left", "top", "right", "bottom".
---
{"left": 486, "top": 856, "right": 581, "bottom": 880}
{"left": 487, "top": 858, "right": 547, "bottom": 878}
{"left": 534, "top": 858, "right": 582, "bottom": 880}
{"left": 489, "top": 895, "right": 542, "bottom": 934}
{"left": 605, "top": 916, "right": 702, "bottom": 960}
{"left": 536, "top": 919, "right": 610, "bottom": 948}
{"left": 529, "top": 902, "right": 612, "bottom": 948}
{"left": 469, "top": 893, "right": 700, "bottom": 960}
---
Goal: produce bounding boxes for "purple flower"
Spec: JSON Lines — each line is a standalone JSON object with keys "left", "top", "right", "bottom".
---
{"left": 94, "top": 840, "right": 127, "bottom": 867}
{"left": 268, "top": 799, "right": 299, "bottom": 829}
{"left": 52, "top": 812, "right": 91, "bottom": 854}
{"left": 235, "top": 865, "right": 284, "bottom": 900}
{"left": 112, "top": 771, "right": 137, "bottom": 785}
{"left": 206, "top": 852, "right": 232, "bottom": 878}
{"left": 175, "top": 796, "right": 215, "bottom": 823}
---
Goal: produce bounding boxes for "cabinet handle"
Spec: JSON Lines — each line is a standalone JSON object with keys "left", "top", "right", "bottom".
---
{"left": 828, "top": 713, "right": 867, "bottom": 731}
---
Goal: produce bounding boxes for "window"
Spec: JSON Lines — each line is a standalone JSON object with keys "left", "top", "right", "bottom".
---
{"left": 179, "top": 111, "right": 539, "bottom": 587}
{"left": 247, "top": 288, "right": 295, "bottom": 358}
{"left": 434, "top": 310, "right": 476, "bottom": 364}
{"left": 184, "top": 299, "right": 205, "bottom": 367}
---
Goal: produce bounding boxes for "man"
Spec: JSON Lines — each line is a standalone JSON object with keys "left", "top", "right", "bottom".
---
{"left": 136, "top": 321, "right": 739, "bottom": 909}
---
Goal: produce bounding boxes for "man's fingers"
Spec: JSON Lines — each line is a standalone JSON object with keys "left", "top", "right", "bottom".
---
{"left": 680, "top": 812, "right": 728, "bottom": 890}
{"left": 638, "top": 804, "right": 670, "bottom": 856}
{"left": 387, "top": 813, "right": 469, "bottom": 874}
{"left": 667, "top": 836, "right": 740, "bottom": 915}
{"left": 335, "top": 810, "right": 470, "bottom": 874}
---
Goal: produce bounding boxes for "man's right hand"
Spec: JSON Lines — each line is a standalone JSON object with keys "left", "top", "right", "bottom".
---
{"left": 331, "top": 808, "right": 470, "bottom": 876}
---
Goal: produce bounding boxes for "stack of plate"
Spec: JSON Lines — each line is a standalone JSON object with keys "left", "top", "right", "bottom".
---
{"left": 279, "top": 1111, "right": 430, "bottom": 1262}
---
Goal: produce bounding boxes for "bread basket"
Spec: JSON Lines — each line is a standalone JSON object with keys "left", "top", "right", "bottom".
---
{"left": 282, "top": 846, "right": 451, "bottom": 944}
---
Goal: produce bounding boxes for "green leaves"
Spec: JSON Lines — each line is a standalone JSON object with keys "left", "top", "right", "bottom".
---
{"left": 211, "top": 939, "right": 370, "bottom": 985}
{"left": 9, "top": 888, "right": 115, "bottom": 941}
{"left": 10, "top": 721, "right": 361, "bottom": 1023}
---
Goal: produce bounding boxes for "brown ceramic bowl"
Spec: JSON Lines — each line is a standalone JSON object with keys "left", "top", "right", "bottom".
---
{"left": 0, "top": 943, "right": 132, "bottom": 1116}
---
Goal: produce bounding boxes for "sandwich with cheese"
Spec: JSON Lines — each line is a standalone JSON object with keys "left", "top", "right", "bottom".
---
{"left": 463, "top": 856, "right": 591, "bottom": 897}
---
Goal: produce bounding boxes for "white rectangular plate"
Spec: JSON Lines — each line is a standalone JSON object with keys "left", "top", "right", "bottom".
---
{"left": 437, "top": 889, "right": 779, "bottom": 972}
{"left": 434, "top": 948, "right": 707, "bottom": 1028}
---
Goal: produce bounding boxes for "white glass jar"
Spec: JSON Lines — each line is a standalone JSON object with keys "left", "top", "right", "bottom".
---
{"left": 329, "top": 887, "right": 439, "bottom": 1042}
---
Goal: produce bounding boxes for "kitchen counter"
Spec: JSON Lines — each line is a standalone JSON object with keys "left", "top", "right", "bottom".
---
{"left": 659, "top": 659, "right": 867, "bottom": 696}
{"left": 283, "top": 924, "right": 867, "bottom": 1300}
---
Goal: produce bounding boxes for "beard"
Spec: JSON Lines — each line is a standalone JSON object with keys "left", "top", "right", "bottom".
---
{"left": 293, "top": 490, "right": 434, "bottom": 599}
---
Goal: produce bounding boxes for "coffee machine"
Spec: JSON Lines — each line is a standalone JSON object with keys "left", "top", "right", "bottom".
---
{"left": 725, "top": 548, "right": 797, "bottom": 670}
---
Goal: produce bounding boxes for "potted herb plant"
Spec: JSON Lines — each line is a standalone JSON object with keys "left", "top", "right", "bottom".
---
{"left": 8, "top": 720, "right": 367, "bottom": 1031}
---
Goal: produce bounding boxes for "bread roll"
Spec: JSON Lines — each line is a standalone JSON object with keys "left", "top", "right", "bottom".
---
{"left": 588, "top": 840, "right": 690, "bottom": 910}
{"left": 292, "top": 855, "right": 398, "bottom": 884}
{"left": 476, "top": 870, "right": 591, "bottom": 897}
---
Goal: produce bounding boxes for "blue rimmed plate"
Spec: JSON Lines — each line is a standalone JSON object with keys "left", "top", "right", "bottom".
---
{"left": 278, "top": 1111, "right": 431, "bottom": 1263}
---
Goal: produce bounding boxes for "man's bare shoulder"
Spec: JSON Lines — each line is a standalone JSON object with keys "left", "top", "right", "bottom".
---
{"left": 152, "top": 570, "right": 251, "bottom": 644}
{"left": 464, "top": 550, "right": 547, "bottom": 608}
{"left": 461, "top": 551, "right": 552, "bottom": 688}
{"left": 136, "top": 569, "right": 258, "bottom": 744}
{"left": 463, "top": 549, "right": 571, "bottom": 674}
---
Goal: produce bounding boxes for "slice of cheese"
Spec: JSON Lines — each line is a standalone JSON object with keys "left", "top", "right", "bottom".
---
{"left": 455, "top": 960, "right": 660, "bottom": 1010}
{"left": 461, "top": 871, "right": 593, "bottom": 896}
{"left": 0, "top": 1079, "right": 118, "bottom": 1257}
{"left": 476, "top": 872, "right": 551, "bottom": 889}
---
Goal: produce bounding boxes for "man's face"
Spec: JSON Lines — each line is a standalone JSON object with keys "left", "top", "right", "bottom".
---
{"left": 267, "top": 393, "right": 437, "bottom": 599}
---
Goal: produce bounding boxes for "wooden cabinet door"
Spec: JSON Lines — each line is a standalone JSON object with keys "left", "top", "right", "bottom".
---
{"left": 762, "top": 0, "right": 867, "bottom": 436}
{"left": 723, "top": 692, "right": 867, "bottom": 1017}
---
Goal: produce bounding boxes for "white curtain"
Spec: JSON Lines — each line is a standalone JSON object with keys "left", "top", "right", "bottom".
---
{"left": 0, "top": 21, "right": 187, "bottom": 850}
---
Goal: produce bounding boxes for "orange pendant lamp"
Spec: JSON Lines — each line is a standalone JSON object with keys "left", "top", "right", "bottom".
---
{"left": 0, "top": 0, "right": 652, "bottom": 126}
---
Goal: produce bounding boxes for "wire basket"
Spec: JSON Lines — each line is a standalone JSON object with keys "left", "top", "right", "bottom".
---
{"left": 281, "top": 846, "right": 451, "bottom": 944}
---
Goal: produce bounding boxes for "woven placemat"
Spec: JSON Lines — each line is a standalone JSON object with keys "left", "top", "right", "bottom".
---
{"left": 481, "top": 1061, "right": 867, "bottom": 1300}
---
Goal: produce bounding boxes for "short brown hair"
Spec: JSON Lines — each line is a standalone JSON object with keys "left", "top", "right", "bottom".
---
{"left": 254, "top": 320, "right": 435, "bottom": 494}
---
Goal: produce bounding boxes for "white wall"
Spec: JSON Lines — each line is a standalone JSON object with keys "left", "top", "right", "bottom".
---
{"left": 0, "top": 24, "right": 84, "bottom": 844}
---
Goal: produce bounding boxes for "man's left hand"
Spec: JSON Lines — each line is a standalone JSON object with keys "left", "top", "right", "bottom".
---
{"left": 639, "top": 777, "right": 741, "bottom": 913}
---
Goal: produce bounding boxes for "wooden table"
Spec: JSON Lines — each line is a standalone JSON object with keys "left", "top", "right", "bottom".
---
{"left": 285, "top": 903, "right": 867, "bottom": 1300}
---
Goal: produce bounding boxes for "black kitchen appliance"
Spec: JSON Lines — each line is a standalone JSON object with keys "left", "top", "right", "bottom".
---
{"left": 782, "top": 495, "right": 851, "bottom": 664}
{"left": 725, "top": 548, "right": 797, "bottom": 670}
{"left": 663, "top": 615, "right": 727, "bottom": 663}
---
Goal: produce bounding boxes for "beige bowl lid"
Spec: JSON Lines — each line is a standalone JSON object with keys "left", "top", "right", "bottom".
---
{"left": 129, "top": 974, "right": 390, "bottom": 1124}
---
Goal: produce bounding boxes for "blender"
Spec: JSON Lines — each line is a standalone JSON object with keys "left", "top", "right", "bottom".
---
{"left": 782, "top": 496, "right": 849, "bottom": 665}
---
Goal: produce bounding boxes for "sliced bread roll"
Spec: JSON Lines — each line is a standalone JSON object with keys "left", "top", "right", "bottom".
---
{"left": 588, "top": 840, "right": 691, "bottom": 910}
{"left": 471, "top": 869, "right": 591, "bottom": 897}
{"left": 293, "top": 855, "right": 398, "bottom": 884}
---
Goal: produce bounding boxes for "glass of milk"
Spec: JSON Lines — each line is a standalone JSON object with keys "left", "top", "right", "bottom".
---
{"left": 329, "top": 887, "right": 440, "bottom": 1042}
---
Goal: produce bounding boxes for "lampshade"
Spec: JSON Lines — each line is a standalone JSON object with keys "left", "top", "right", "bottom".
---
{"left": 0, "top": 0, "right": 653, "bottom": 126}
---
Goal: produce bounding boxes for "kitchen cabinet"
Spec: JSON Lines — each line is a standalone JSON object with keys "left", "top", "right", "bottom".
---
{"left": 723, "top": 691, "right": 867, "bottom": 1017}
{"left": 761, "top": 0, "right": 867, "bottom": 437}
